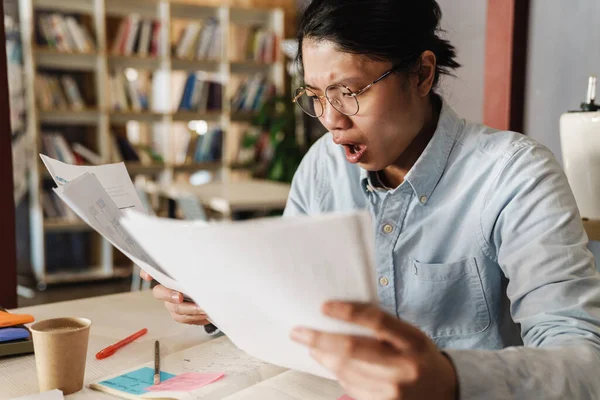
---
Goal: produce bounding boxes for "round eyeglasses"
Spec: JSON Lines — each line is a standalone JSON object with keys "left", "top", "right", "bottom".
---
{"left": 292, "top": 67, "right": 398, "bottom": 118}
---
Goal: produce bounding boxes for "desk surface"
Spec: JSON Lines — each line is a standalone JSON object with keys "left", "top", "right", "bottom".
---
{"left": 2, "top": 292, "right": 344, "bottom": 400}
{"left": 146, "top": 180, "right": 291, "bottom": 215}
{"left": 1, "top": 291, "right": 212, "bottom": 399}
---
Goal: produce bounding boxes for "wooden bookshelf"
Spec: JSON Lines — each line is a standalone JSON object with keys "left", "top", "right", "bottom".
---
{"left": 44, "top": 218, "right": 91, "bottom": 232}
{"left": 41, "top": 265, "right": 132, "bottom": 288}
{"left": 170, "top": 58, "right": 220, "bottom": 71}
{"left": 107, "top": 54, "right": 163, "bottom": 70}
{"left": 110, "top": 111, "right": 164, "bottom": 123}
{"left": 34, "top": 48, "right": 99, "bottom": 70}
{"left": 124, "top": 162, "right": 167, "bottom": 175}
{"left": 583, "top": 220, "right": 600, "bottom": 242}
{"left": 172, "top": 110, "right": 222, "bottom": 121}
{"left": 39, "top": 108, "right": 101, "bottom": 125}
{"left": 172, "top": 161, "right": 221, "bottom": 172}
{"left": 19, "top": 0, "right": 287, "bottom": 287}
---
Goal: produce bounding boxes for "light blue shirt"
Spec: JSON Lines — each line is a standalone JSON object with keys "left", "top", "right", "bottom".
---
{"left": 284, "top": 98, "right": 600, "bottom": 399}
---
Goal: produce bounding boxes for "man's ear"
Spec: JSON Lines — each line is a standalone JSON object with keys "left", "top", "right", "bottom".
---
{"left": 417, "top": 51, "right": 437, "bottom": 97}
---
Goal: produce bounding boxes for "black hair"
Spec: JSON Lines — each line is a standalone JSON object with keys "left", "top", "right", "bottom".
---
{"left": 296, "top": 0, "right": 460, "bottom": 88}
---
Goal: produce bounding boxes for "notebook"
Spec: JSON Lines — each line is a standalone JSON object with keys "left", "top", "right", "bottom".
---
{"left": 89, "top": 336, "right": 344, "bottom": 400}
{"left": 0, "top": 310, "right": 34, "bottom": 328}
{"left": 0, "top": 327, "right": 30, "bottom": 342}
{"left": 0, "top": 308, "right": 34, "bottom": 357}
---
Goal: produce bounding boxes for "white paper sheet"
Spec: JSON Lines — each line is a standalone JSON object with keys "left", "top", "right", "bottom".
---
{"left": 119, "top": 209, "right": 378, "bottom": 379}
{"left": 221, "top": 370, "right": 345, "bottom": 400}
{"left": 10, "top": 389, "right": 64, "bottom": 400}
{"left": 45, "top": 166, "right": 184, "bottom": 292}
{"left": 40, "top": 154, "right": 144, "bottom": 212}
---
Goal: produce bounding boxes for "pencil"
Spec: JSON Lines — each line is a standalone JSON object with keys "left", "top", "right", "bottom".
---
{"left": 154, "top": 340, "right": 160, "bottom": 385}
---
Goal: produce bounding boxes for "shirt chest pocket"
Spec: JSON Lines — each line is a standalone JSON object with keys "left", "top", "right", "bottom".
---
{"left": 399, "top": 257, "right": 491, "bottom": 339}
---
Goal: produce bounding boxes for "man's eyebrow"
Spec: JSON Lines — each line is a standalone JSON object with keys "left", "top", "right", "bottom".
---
{"left": 304, "top": 76, "right": 364, "bottom": 91}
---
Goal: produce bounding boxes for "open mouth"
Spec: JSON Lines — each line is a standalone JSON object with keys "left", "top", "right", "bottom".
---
{"left": 342, "top": 143, "right": 366, "bottom": 163}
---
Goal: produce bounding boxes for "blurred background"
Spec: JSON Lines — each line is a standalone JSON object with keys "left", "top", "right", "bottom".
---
{"left": 1, "top": 0, "right": 599, "bottom": 309}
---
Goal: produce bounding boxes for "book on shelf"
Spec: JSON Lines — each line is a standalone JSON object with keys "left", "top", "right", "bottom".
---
{"left": 111, "top": 15, "right": 162, "bottom": 57}
{"left": 44, "top": 231, "right": 90, "bottom": 271}
{"left": 72, "top": 143, "right": 102, "bottom": 165}
{"left": 42, "top": 188, "right": 78, "bottom": 221}
{"left": 110, "top": 132, "right": 164, "bottom": 166}
{"left": 171, "top": 17, "right": 221, "bottom": 60}
{"left": 35, "top": 73, "right": 86, "bottom": 111}
{"left": 37, "top": 12, "right": 95, "bottom": 53}
{"left": 231, "top": 74, "right": 275, "bottom": 113}
{"left": 184, "top": 127, "right": 223, "bottom": 164}
{"left": 109, "top": 70, "right": 150, "bottom": 112}
{"left": 5, "top": 15, "right": 26, "bottom": 136}
{"left": 229, "top": 25, "right": 277, "bottom": 63}
{"left": 233, "top": 125, "right": 274, "bottom": 169}
{"left": 41, "top": 132, "right": 103, "bottom": 169}
{"left": 177, "top": 72, "right": 223, "bottom": 112}
{"left": 41, "top": 132, "right": 82, "bottom": 166}
{"left": 116, "top": 135, "right": 139, "bottom": 162}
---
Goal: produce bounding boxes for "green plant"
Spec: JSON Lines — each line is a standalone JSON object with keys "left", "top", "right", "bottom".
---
{"left": 239, "top": 95, "right": 305, "bottom": 183}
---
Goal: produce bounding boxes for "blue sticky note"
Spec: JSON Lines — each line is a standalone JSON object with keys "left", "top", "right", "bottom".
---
{"left": 0, "top": 327, "right": 30, "bottom": 342}
{"left": 99, "top": 367, "right": 176, "bottom": 395}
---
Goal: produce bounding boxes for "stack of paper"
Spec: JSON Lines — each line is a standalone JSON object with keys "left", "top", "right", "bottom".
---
{"left": 119, "top": 209, "right": 377, "bottom": 378}
{"left": 40, "top": 155, "right": 378, "bottom": 379}
{"left": 40, "top": 155, "right": 184, "bottom": 292}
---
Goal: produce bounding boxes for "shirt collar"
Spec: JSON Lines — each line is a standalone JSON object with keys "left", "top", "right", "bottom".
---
{"left": 359, "top": 97, "right": 463, "bottom": 204}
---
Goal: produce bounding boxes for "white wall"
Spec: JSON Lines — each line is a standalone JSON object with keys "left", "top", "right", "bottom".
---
{"left": 436, "top": 0, "right": 487, "bottom": 124}
{"left": 525, "top": 0, "right": 600, "bottom": 162}
{"left": 524, "top": 0, "right": 600, "bottom": 266}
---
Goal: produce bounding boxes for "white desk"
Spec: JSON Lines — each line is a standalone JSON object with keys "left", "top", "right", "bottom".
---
{"left": 145, "top": 179, "right": 291, "bottom": 218}
{"left": 1, "top": 291, "right": 344, "bottom": 400}
{"left": 1, "top": 291, "right": 212, "bottom": 400}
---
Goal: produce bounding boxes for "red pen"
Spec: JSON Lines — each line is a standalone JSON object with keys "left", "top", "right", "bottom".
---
{"left": 95, "top": 328, "right": 148, "bottom": 360}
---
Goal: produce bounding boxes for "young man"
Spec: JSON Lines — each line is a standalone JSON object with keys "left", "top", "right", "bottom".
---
{"left": 145, "top": 1, "right": 600, "bottom": 398}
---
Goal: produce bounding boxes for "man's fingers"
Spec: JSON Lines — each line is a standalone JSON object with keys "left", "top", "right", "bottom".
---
{"left": 318, "top": 362, "right": 394, "bottom": 399}
{"left": 322, "top": 302, "right": 425, "bottom": 351}
{"left": 140, "top": 270, "right": 153, "bottom": 282}
{"left": 339, "top": 376, "right": 399, "bottom": 400}
{"left": 291, "top": 329, "right": 400, "bottom": 369}
{"left": 171, "top": 312, "right": 211, "bottom": 326}
{"left": 311, "top": 347, "right": 403, "bottom": 383}
{"left": 310, "top": 351, "right": 410, "bottom": 399}
{"left": 165, "top": 301, "right": 206, "bottom": 316}
{"left": 153, "top": 284, "right": 183, "bottom": 304}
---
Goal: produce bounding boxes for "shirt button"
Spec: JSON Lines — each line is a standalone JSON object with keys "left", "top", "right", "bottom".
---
{"left": 379, "top": 277, "right": 389, "bottom": 286}
{"left": 420, "top": 195, "right": 427, "bottom": 204}
{"left": 382, "top": 224, "right": 393, "bottom": 234}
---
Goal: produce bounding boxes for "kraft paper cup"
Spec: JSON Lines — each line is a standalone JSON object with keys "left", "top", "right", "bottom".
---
{"left": 30, "top": 317, "right": 91, "bottom": 395}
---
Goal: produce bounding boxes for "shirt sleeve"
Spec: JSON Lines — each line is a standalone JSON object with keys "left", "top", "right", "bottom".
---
{"left": 445, "top": 139, "right": 600, "bottom": 399}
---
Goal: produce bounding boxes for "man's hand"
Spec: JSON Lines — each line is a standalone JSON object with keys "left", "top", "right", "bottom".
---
{"left": 140, "top": 270, "right": 211, "bottom": 326}
{"left": 291, "top": 302, "right": 458, "bottom": 400}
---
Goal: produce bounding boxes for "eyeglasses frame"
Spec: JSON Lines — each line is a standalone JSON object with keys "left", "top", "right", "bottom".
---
{"left": 292, "top": 66, "right": 400, "bottom": 118}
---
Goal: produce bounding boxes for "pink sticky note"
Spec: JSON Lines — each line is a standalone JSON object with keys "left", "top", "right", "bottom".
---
{"left": 337, "top": 396, "right": 355, "bottom": 400}
{"left": 146, "top": 372, "right": 225, "bottom": 392}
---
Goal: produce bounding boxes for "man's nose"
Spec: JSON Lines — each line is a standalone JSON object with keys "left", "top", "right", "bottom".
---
{"left": 320, "top": 99, "right": 352, "bottom": 132}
